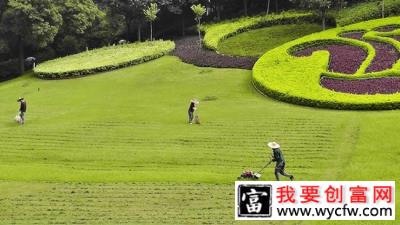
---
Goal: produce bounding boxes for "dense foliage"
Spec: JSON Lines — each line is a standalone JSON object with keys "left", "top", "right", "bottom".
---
{"left": 335, "top": 0, "right": 400, "bottom": 26}
{"left": 34, "top": 40, "right": 175, "bottom": 79}
{"left": 252, "top": 17, "right": 400, "bottom": 109}
{"left": 290, "top": 0, "right": 332, "bottom": 30}
{"left": 0, "top": 0, "right": 63, "bottom": 73}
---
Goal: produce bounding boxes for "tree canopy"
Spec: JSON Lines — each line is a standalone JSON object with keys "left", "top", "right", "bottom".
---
{"left": 0, "top": 0, "right": 62, "bottom": 73}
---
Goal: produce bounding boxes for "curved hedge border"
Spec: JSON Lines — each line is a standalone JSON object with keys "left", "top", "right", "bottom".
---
{"left": 200, "top": 12, "right": 328, "bottom": 51}
{"left": 34, "top": 40, "right": 175, "bottom": 79}
{"left": 253, "top": 17, "right": 400, "bottom": 110}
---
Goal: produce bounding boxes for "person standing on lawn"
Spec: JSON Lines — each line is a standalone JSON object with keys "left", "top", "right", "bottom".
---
{"left": 268, "top": 142, "right": 294, "bottom": 181}
{"left": 188, "top": 99, "right": 199, "bottom": 124}
{"left": 17, "top": 97, "right": 27, "bottom": 125}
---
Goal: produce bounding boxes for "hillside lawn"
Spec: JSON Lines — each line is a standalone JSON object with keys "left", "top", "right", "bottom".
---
{"left": 0, "top": 56, "right": 398, "bottom": 224}
{"left": 335, "top": 0, "right": 400, "bottom": 26}
{"left": 218, "top": 24, "right": 323, "bottom": 57}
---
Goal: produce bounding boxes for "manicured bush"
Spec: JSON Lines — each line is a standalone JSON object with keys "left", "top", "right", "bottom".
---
{"left": 200, "top": 12, "right": 329, "bottom": 51}
{"left": 336, "top": 0, "right": 400, "bottom": 26}
{"left": 34, "top": 40, "right": 175, "bottom": 79}
{"left": 253, "top": 17, "right": 400, "bottom": 110}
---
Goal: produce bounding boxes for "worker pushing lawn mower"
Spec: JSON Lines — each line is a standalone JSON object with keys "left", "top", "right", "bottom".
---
{"left": 268, "top": 142, "right": 294, "bottom": 181}
{"left": 188, "top": 99, "right": 200, "bottom": 124}
{"left": 15, "top": 97, "right": 27, "bottom": 125}
{"left": 238, "top": 142, "right": 295, "bottom": 181}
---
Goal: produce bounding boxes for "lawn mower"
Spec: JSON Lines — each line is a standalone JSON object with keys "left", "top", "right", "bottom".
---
{"left": 15, "top": 114, "right": 22, "bottom": 124}
{"left": 237, "top": 160, "right": 272, "bottom": 180}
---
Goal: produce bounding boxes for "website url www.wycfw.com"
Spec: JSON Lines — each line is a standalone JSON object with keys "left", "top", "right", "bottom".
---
{"left": 277, "top": 204, "right": 393, "bottom": 220}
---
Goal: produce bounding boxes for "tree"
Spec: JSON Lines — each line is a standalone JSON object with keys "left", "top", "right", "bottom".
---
{"left": 0, "top": 0, "right": 7, "bottom": 16}
{"left": 243, "top": 0, "right": 248, "bottom": 16}
{"left": 266, "top": 0, "right": 271, "bottom": 15}
{"left": 378, "top": 0, "right": 385, "bottom": 18}
{"left": 191, "top": 4, "right": 206, "bottom": 48}
{"left": 166, "top": 0, "right": 199, "bottom": 36}
{"left": 54, "top": 0, "right": 106, "bottom": 55}
{"left": 0, "top": 0, "right": 7, "bottom": 50}
{"left": 144, "top": 2, "right": 160, "bottom": 41}
{"left": 0, "top": 0, "right": 62, "bottom": 74}
{"left": 335, "top": 0, "right": 346, "bottom": 10}
{"left": 291, "top": 0, "right": 332, "bottom": 30}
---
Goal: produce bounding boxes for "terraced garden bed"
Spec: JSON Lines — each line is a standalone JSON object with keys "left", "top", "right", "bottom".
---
{"left": 217, "top": 24, "right": 323, "bottom": 57}
{"left": 34, "top": 40, "right": 175, "bottom": 79}
{"left": 253, "top": 17, "right": 400, "bottom": 109}
{"left": 321, "top": 76, "right": 400, "bottom": 94}
{"left": 292, "top": 42, "right": 367, "bottom": 74}
{"left": 201, "top": 12, "right": 321, "bottom": 51}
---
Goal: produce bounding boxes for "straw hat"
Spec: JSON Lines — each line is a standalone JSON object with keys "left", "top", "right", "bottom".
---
{"left": 267, "top": 142, "right": 280, "bottom": 149}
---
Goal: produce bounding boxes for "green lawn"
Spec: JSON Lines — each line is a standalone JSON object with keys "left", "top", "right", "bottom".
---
{"left": 218, "top": 24, "right": 323, "bottom": 57}
{"left": 200, "top": 12, "right": 316, "bottom": 50}
{"left": 0, "top": 56, "right": 398, "bottom": 224}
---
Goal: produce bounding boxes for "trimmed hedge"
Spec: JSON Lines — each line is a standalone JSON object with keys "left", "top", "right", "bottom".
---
{"left": 336, "top": 0, "right": 400, "bottom": 26}
{"left": 200, "top": 12, "right": 330, "bottom": 51}
{"left": 253, "top": 17, "right": 400, "bottom": 110}
{"left": 34, "top": 40, "right": 175, "bottom": 79}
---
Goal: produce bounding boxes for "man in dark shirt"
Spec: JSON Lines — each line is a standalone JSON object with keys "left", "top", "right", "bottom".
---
{"left": 17, "top": 97, "right": 27, "bottom": 124}
{"left": 268, "top": 142, "right": 294, "bottom": 181}
{"left": 188, "top": 99, "right": 198, "bottom": 124}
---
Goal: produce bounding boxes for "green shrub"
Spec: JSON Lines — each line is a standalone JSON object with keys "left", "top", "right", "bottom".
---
{"left": 336, "top": 0, "right": 400, "bottom": 26}
{"left": 34, "top": 40, "right": 175, "bottom": 79}
{"left": 253, "top": 17, "right": 400, "bottom": 110}
{"left": 200, "top": 12, "right": 328, "bottom": 51}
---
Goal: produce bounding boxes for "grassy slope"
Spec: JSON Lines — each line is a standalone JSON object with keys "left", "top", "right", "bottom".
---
{"left": 218, "top": 24, "right": 322, "bottom": 57}
{"left": 201, "top": 12, "right": 315, "bottom": 50}
{"left": 0, "top": 56, "right": 398, "bottom": 224}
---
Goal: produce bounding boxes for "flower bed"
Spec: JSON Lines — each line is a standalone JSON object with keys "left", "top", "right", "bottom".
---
{"left": 253, "top": 17, "right": 400, "bottom": 110}
{"left": 292, "top": 43, "right": 367, "bottom": 74}
{"left": 373, "top": 24, "right": 400, "bottom": 32}
{"left": 172, "top": 36, "right": 256, "bottom": 69}
{"left": 338, "top": 31, "right": 400, "bottom": 73}
{"left": 321, "top": 76, "right": 400, "bottom": 94}
{"left": 34, "top": 40, "right": 175, "bottom": 79}
{"left": 366, "top": 41, "right": 400, "bottom": 73}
